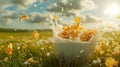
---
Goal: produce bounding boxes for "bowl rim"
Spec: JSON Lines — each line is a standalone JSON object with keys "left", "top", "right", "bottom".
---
{"left": 53, "top": 32, "right": 99, "bottom": 44}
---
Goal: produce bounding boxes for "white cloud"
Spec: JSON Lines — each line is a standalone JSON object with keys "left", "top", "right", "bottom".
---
{"left": 81, "top": 14, "right": 103, "bottom": 23}
{"left": 79, "top": 14, "right": 104, "bottom": 31}
{"left": 39, "top": 0, "right": 49, "bottom": 3}
{"left": 0, "top": 10, "right": 19, "bottom": 25}
{"left": 0, "top": 17, "right": 12, "bottom": 25}
{"left": 0, "top": 11, "right": 51, "bottom": 29}
{"left": 2, "top": 10, "right": 19, "bottom": 19}
{"left": 47, "top": 0, "right": 95, "bottom": 14}
{"left": 27, "top": 12, "right": 48, "bottom": 23}
{"left": 0, "top": 11, "right": 49, "bottom": 24}
{"left": 63, "top": 12, "right": 76, "bottom": 17}
{"left": 12, "top": 0, "right": 36, "bottom": 9}
{"left": 0, "top": 0, "right": 12, "bottom": 10}
{"left": 0, "top": 0, "right": 37, "bottom": 10}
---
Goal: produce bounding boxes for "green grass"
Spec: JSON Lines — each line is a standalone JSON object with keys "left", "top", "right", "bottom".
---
{"left": 0, "top": 31, "right": 54, "bottom": 67}
{"left": 0, "top": 31, "right": 120, "bottom": 67}
{"left": 0, "top": 31, "right": 52, "bottom": 40}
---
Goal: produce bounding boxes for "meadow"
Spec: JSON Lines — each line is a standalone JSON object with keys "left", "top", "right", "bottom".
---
{"left": 0, "top": 31, "right": 120, "bottom": 67}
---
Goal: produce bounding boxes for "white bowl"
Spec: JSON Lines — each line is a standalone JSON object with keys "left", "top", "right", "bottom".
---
{"left": 53, "top": 32, "right": 99, "bottom": 65}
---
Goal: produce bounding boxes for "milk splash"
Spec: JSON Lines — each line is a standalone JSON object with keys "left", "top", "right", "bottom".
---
{"left": 47, "top": 13, "right": 99, "bottom": 43}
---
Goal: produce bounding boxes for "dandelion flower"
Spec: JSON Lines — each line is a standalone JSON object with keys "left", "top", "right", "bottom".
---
{"left": 17, "top": 47, "right": 20, "bottom": 50}
{"left": 92, "top": 60, "right": 97, "bottom": 64}
{"left": 23, "top": 61, "right": 29, "bottom": 65}
{"left": 105, "top": 57, "right": 118, "bottom": 67}
{"left": 41, "top": 47, "right": 44, "bottom": 50}
{"left": 3, "top": 57, "right": 9, "bottom": 62}
{"left": 33, "top": 30, "right": 39, "bottom": 39}
{"left": 99, "top": 41, "right": 106, "bottom": 49}
{"left": 111, "top": 41, "right": 118, "bottom": 46}
{"left": 95, "top": 45, "right": 102, "bottom": 52}
{"left": 46, "top": 52, "right": 50, "bottom": 56}
{"left": 97, "top": 58, "right": 101, "bottom": 63}
{"left": 8, "top": 36, "right": 14, "bottom": 39}
{"left": 22, "top": 44, "right": 27, "bottom": 49}
{"left": 27, "top": 57, "right": 34, "bottom": 63}
{"left": 5, "top": 43, "right": 13, "bottom": 55}
{"left": 49, "top": 46, "right": 52, "bottom": 49}
{"left": 92, "top": 58, "right": 101, "bottom": 64}
{"left": 99, "top": 50, "right": 104, "bottom": 55}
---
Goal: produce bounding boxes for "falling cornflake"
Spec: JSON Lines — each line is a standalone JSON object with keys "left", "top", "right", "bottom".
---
{"left": 19, "top": 15, "right": 29, "bottom": 22}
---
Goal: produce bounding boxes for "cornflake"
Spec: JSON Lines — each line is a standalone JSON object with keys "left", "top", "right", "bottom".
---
{"left": 58, "top": 17, "right": 98, "bottom": 42}
{"left": 53, "top": 16, "right": 58, "bottom": 21}
{"left": 19, "top": 15, "right": 29, "bottom": 22}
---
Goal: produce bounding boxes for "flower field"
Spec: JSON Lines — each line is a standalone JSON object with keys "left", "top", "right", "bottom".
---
{"left": 0, "top": 31, "right": 120, "bottom": 67}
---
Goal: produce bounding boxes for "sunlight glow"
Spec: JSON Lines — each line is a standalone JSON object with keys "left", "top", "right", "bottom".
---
{"left": 104, "top": 4, "right": 119, "bottom": 15}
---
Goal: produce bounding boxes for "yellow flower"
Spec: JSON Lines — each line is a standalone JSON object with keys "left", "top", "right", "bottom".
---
{"left": 106, "top": 49, "right": 112, "bottom": 54}
{"left": 95, "top": 45, "right": 102, "bottom": 52}
{"left": 27, "top": 57, "right": 34, "bottom": 63}
{"left": 95, "top": 45, "right": 104, "bottom": 55}
{"left": 105, "top": 57, "right": 118, "bottom": 67}
{"left": 8, "top": 36, "right": 14, "bottom": 39}
{"left": 22, "top": 44, "right": 27, "bottom": 49}
{"left": 105, "top": 53, "right": 112, "bottom": 57}
{"left": 111, "top": 41, "right": 118, "bottom": 46}
{"left": 5, "top": 43, "right": 13, "bottom": 55}
{"left": 113, "top": 45, "right": 120, "bottom": 55}
{"left": 53, "top": 16, "right": 58, "bottom": 21}
{"left": 99, "top": 41, "right": 106, "bottom": 49}
{"left": 99, "top": 50, "right": 104, "bottom": 55}
{"left": 33, "top": 30, "right": 39, "bottom": 39}
{"left": 0, "top": 45, "right": 4, "bottom": 51}
{"left": 115, "top": 31, "right": 120, "bottom": 35}
{"left": 49, "top": 46, "right": 52, "bottom": 49}
{"left": 3, "top": 57, "right": 9, "bottom": 62}
{"left": 112, "top": 51, "right": 120, "bottom": 55}
{"left": 74, "top": 17, "right": 81, "bottom": 24}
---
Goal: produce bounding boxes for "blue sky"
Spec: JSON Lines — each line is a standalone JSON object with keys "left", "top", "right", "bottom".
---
{"left": 0, "top": 0, "right": 120, "bottom": 30}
